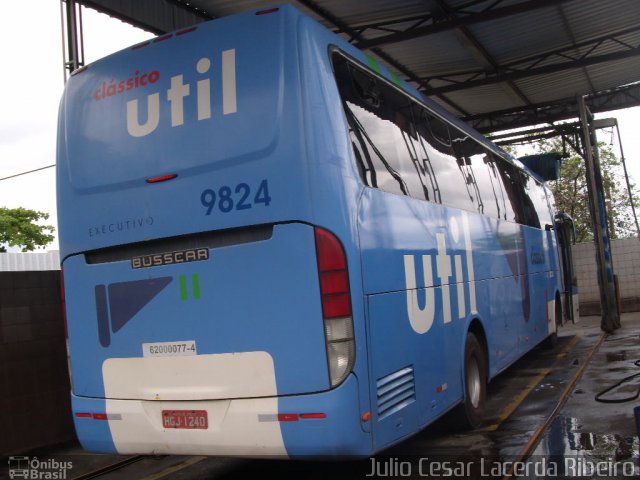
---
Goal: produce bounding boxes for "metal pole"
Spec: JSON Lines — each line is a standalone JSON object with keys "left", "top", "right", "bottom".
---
{"left": 576, "top": 95, "right": 619, "bottom": 332}
{"left": 59, "top": 1, "right": 67, "bottom": 84}
{"left": 61, "top": 0, "right": 84, "bottom": 82}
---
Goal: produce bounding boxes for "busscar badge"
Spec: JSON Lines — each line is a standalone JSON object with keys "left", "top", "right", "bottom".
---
{"left": 131, "top": 248, "right": 209, "bottom": 269}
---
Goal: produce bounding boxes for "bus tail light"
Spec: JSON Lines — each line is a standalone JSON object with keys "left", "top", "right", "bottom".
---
{"left": 75, "top": 412, "right": 109, "bottom": 420}
{"left": 314, "top": 227, "right": 355, "bottom": 388}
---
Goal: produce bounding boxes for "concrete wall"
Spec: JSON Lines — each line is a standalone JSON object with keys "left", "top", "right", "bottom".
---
{"left": 573, "top": 237, "right": 640, "bottom": 314}
{"left": 0, "top": 271, "right": 75, "bottom": 455}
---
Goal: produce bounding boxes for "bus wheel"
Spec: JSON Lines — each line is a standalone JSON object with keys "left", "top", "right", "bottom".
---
{"left": 457, "top": 332, "right": 487, "bottom": 430}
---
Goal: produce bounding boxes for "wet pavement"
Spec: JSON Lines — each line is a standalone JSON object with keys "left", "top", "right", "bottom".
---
{"left": 2, "top": 313, "right": 639, "bottom": 479}
{"left": 531, "top": 313, "right": 640, "bottom": 479}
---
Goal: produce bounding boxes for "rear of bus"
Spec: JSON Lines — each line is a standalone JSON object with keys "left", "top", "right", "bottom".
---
{"left": 57, "top": 6, "right": 371, "bottom": 457}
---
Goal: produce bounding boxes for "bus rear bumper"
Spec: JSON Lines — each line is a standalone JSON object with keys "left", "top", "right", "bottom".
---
{"left": 71, "top": 374, "right": 371, "bottom": 457}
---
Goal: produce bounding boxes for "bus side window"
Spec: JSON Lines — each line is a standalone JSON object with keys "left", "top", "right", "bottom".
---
{"left": 427, "top": 111, "right": 452, "bottom": 148}
{"left": 495, "top": 159, "right": 523, "bottom": 224}
{"left": 350, "top": 136, "right": 375, "bottom": 187}
{"left": 518, "top": 172, "right": 541, "bottom": 229}
{"left": 525, "top": 175, "right": 552, "bottom": 227}
{"left": 333, "top": 56, "right": 405, "bottom": 195}
{"left": 349, "top": 66, "right": 382, "bottom": 109}
{"left": 538, "top": 185, "right": 553, "bottom": 227}
{"left": 409, "top": 105, "right": 441, "bottom": 203}
{"left": 338, "top": 60, "right": 430, "bottom": 200}
{"left": 344, "top": 101, "right": 409, "bottom": 197}
{"left": 417, "top": 111, "right": 476, "bottom": 212}
{"left": 451, "top": 134, "right": 485, "bottom": 215}
{"left": 468, "top": 151, "right": 502, "bottom": 219}
{"left": 485, "top": 154, "right": 513, "bottom": 221}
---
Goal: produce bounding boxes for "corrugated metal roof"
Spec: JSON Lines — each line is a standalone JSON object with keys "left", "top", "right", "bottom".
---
{"left": 382, "top": 33, "right": 481, "bottom": 76}
{"left": 76, "top": 0, "right": 640, "bottom": 132}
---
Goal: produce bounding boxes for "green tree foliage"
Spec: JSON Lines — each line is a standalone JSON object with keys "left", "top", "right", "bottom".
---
{"left": 534, "top": 139, "right": 639, "bottom": 242}
{"left": 0, "top": 207, "right": 55, "bottom": 252}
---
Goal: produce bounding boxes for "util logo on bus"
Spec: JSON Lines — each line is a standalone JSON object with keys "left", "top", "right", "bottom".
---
{"left": 104, "top": 49, "right": 237, "bottom": 138}
{"left": 403, "top": 213, "right": 477, "bottom": 334}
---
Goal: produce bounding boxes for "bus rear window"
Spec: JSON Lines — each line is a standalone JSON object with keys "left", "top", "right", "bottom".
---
{"left": 60, "top": 17, "right": 283, "bottom": 191}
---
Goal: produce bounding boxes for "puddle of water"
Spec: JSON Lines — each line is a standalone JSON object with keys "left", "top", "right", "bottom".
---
{"left": 532, "top": 415, "right": 639, "bottom": 477}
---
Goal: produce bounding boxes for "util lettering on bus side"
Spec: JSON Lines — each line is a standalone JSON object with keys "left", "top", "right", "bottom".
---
{"left": 125, "top": 49, "right": 237, "bottom": 138}
{"left": 403, "top": 212, "right": 477, "bottom": 334}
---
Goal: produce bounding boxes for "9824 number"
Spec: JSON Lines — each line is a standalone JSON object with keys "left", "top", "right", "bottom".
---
{"left": 200, "top": 179, "right": 271, "bottom": 215}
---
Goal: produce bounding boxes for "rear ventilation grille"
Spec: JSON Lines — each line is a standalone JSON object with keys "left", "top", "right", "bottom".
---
{"left": 376, "top": 366, "right": 416, "bottom": 420}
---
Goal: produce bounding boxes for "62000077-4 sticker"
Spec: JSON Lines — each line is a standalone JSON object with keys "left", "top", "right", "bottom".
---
{"left": 200, "top": 179, "right": 271, "bottom": 215}
{"left": 142, "top": 340, "right": 197, "bottom": 357}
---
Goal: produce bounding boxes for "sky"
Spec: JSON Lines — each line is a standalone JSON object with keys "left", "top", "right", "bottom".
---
{"left": 0, "top": 1, "right": 152, "bottom": 251}
{"left": 0, "top": 0, "right": 639, "bottom": 251}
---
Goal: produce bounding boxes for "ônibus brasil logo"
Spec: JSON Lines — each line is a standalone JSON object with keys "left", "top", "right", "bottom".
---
{"left": 92, "top": 49, "right": 237, "bottom": 138}
{"left": 7, "top": 456, "right": 73, "bottom": 479}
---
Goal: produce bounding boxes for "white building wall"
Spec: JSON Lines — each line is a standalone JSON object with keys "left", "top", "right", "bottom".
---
{"left": 572, "top": 238, "right": 640, "bottom": 305}
{"left": 0, "top": 251, "right": 60, "bottom": 271}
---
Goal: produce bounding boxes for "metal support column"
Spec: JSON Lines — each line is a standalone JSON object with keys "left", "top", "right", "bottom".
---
{"left": 60, "top": 0, "right": 85, "bottom": 82}
{"left": 576, "top": 96, "right": 620, "bottom": 332}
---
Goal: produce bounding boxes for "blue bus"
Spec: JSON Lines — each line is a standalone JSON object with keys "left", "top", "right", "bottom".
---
{"left": 57, "top": 5, "right": 565, "bottom": 458}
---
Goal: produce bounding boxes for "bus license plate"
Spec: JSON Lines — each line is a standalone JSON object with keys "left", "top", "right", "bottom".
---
{"left": 162, "top": 410, "right": 208, "bottom": 429}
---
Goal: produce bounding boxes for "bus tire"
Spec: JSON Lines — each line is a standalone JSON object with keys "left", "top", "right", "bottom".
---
{"left": 457, "top": 332, "right": 487, "bottom": 430}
